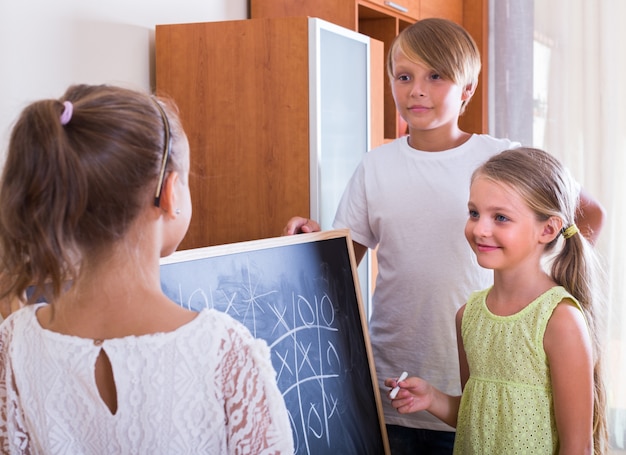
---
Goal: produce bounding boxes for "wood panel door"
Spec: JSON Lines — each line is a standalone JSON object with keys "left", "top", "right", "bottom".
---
{"left": 156, "top": 18, "right": 311, "bottom": 249}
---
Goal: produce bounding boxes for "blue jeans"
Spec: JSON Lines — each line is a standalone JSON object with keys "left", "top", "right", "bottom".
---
{"left": 386, "top": 425, "right": 455, "bottom": 455}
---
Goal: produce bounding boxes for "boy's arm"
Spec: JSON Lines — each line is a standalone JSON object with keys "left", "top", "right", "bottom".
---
{"left": 282, "top": 217, "right": 368, "bottom": 265}
{"left": 544, "top": 301, "right": 594, "bottom": 454}
{"left": 576, "top": 188, "right": 606, "bottom": 244}
{"left": 351, "top": 241, "right": 367, "bottom": 265}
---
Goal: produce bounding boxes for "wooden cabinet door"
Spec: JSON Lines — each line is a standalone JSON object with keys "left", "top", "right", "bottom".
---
{"left": 156, "top": 18, "right": 311, "bottom": 249}
{"left": 420, "top": 0, "right": 463, "bottom": 22}
{"left": 362, "top": 0, "right": 420, "bottom": 21}
{"left": 251, "top": 0, "right": 357, "bottom": 30}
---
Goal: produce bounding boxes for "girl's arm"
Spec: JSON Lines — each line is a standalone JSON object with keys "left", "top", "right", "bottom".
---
{"left": 0, "top": 323, "right": 31, "bottom": 454}
{"left": 384, "top": 305, "right": 467, "bottom": 428}
{"left": 223, "top": 326, "right": 294, "bottom": 454}
{"left": 385, "top": 376, "right": 461, "bottom": 428}
{"left": 456, "top": 305, "right": 470, "bottom": 389}
{"left": 544, "top": 300, "right": 594, "bottom": 455}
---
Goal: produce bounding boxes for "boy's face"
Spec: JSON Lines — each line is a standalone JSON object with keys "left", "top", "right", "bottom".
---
{"left": 390, "top": 51, "right": 472, "bottom": 135}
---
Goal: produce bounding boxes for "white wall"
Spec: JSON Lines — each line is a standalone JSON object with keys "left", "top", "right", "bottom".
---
{"left": 0, "top": 0, "right": 247, "bottom": 155}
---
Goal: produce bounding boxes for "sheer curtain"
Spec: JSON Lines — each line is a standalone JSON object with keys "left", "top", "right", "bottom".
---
{"left": 490, "top": 0, "right": 626, "bottom": 451}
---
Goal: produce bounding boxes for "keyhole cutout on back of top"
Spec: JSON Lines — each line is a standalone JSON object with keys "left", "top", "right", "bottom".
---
{"left": 94, "top": 348, "right": 118, "bottom": 415}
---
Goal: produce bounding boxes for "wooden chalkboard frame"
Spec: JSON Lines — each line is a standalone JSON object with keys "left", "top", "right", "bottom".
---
{"left": 160, "top": 229, "right": 390, "bottom": 455}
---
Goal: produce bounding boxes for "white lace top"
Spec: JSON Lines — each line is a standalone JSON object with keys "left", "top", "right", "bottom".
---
{"left": 0, "top": 304, "right": 294, "bottom": 454}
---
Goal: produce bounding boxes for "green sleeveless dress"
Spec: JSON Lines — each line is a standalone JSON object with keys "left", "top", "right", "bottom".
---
{"left": 454, "top": 286, "right": 583, "bottom": 454}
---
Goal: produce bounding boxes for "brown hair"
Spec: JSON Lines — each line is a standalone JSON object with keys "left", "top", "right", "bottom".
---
{"left": 473, "top": 147, "right": 608, "bottom": 454}
{"left": 386, "top": 18, "right": 481, "bottom": 114}
{"left": 0, "top": 84, "right": 185, "bottom": 303}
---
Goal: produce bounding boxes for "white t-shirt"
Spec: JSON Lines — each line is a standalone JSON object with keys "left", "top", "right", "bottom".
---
{"left": 334, "top": 134, "right": 519, "bottom": 432}
{"left": 0, "top": 304, "right": 294, "bottom": 454}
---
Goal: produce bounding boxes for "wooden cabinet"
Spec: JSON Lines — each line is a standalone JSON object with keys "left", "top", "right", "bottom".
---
{"left": 252, "top": 0, "right": 488, "bottom": 139}
{"left": 155, "top": 17, "right": 382, "bottom": 250}
{"left": 366, "top": 0, "right": 420, "bottom": 20}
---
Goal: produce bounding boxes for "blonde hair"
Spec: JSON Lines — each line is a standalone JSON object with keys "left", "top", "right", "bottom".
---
{"left": 0, "top": 84, "right": 185, "bottom": 304}
{"left": 473, "top": 147, "right": 608, "bottom": 454}
{"left": 386, "top": 18, "right": 481, "bottom": 114}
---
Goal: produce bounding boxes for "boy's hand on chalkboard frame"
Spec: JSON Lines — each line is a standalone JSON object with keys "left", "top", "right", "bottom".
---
{"left": 282, "top": 216, "right": 321, "bottom": 236}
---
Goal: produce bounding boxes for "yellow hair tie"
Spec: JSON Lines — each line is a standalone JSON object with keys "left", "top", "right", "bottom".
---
{"left": 562, "top": 224, "right": 579, "bottom": 239}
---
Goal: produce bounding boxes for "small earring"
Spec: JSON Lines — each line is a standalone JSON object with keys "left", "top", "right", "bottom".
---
{"left": 175, "top": 209, "right": 181, "bottom": 215}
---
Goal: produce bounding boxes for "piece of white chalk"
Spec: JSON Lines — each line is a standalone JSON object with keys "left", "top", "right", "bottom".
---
{"left": 389, "top": 371, "right": 408, "bottom": 399}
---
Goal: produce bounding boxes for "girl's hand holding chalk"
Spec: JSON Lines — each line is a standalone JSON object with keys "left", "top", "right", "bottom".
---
{"left": 389, "top": 371, "right": 408, "bottom": 399}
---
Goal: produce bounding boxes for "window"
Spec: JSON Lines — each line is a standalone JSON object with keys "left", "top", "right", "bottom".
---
{"left": 491, "top": 1, "right": 626, "bottom": 450}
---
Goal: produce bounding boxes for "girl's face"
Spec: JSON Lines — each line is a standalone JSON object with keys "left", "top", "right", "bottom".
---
{"left": 464, "top": 176, "right": 552, "bottom": 273}
{"left": 390, "top": 51, "right": 472, "bottom": 134}
{"left": 176, "top": 135, "right": 193, "bottom": 234}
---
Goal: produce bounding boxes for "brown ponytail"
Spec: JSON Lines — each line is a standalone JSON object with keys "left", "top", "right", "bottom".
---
{"left": 0, "top": 84, "right": 184, "bottom": 304}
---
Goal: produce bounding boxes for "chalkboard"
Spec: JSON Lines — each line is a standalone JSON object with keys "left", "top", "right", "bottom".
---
{"left": 159, "top": 230, "right": 389, "bottom": 455}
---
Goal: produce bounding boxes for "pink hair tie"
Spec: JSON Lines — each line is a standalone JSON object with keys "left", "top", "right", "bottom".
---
{"left": 60, "top": 101, "right": 73, "bottom": 125}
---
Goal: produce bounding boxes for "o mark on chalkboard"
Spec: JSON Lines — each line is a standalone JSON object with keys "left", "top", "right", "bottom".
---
{"left": 185, "top": 288, "right": 209, "bottom": 311}
{"left": 326, "top": 343, "right": 340, "bottom": 371}
{"left": 308, "top": 404, "right": 324, "bottom": 438}
{"left": 319, "top": 294, "right": 335, "bottom": 326}
{"left": 297, "top": 295, "right": 317, "bottom": 326}
{"left": 296, "top": 293, "right": 335, "bottom": 327}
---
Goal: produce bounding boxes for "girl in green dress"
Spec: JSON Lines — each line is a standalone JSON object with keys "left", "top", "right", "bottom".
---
{"left": 386, "top": 147, "right": 607, "bottom": 454}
